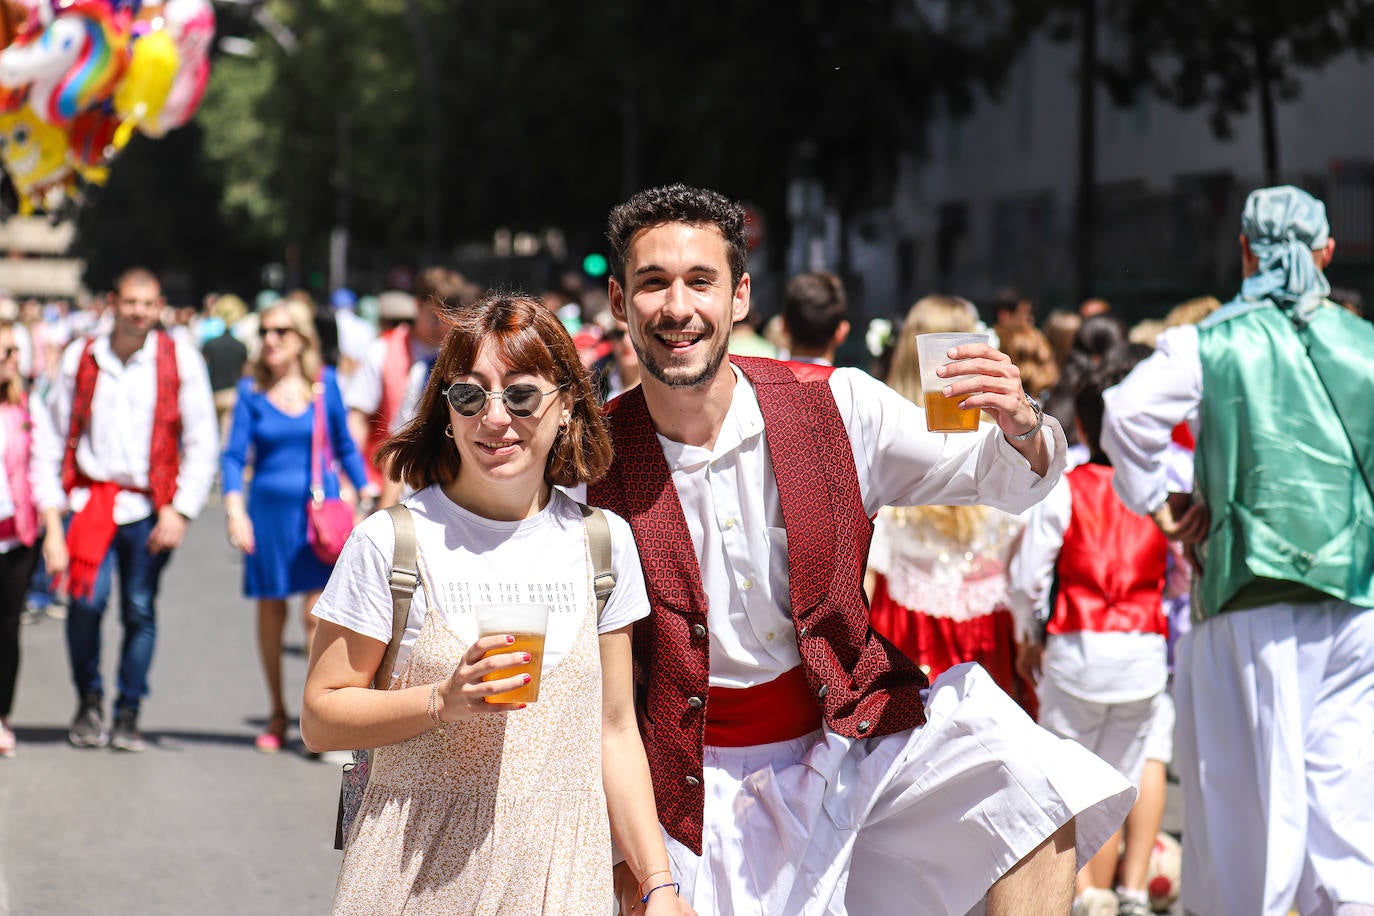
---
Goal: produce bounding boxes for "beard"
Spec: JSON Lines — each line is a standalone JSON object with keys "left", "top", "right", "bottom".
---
{"left": 636, "top": 326, "right": 731, "bottom": 389}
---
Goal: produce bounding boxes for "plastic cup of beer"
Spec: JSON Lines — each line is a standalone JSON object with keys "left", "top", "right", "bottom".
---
{"left": 915, "top": 332, "right": 989, "bottom": 433}
{"left": 473, "top": 603, "right": 551, "bottom": 704}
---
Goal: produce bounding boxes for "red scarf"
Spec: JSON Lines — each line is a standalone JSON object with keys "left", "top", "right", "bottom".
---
{"left": 62, "top": 332, "right": 182, "bottom": 600}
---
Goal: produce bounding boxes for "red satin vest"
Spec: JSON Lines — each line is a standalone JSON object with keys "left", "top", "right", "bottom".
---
{"left": 1048, "top": 463, "right": 1168, "bottom": 637}
{"left": 588, "top": 356, "right": 927, "bottom": 854}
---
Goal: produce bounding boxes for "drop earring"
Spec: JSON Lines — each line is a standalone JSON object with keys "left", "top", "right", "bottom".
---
{"left": 445, "top": 424, "right": 454, "bottom": 438}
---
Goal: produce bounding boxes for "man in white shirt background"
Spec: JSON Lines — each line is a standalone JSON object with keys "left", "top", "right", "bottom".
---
{"left": 778, "top": 269, "right": 850, "bottom": 366}
{"left": 344, "top": 268, "right": 472, "bottom": 498}
{"left": 1102, "top": 186, "right": 1374, "bottom": 916}
{"left": 32, "top": 268, "right": 219, "bottom": 753}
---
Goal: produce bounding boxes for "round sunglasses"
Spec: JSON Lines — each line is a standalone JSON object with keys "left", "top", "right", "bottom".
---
{"left": 443, "top": 382, "right": 566, "bottom": 418}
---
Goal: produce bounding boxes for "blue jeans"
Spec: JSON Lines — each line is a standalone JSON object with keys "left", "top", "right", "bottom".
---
{"left": 65, "top": 514, "right": 172, "bottom": 713}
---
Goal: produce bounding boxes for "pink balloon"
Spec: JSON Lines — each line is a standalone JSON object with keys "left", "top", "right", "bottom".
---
{"left": 144, "top": 0, "right": 212, "bottom": 135}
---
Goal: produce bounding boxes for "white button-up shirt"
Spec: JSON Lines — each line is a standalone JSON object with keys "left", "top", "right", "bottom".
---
{"left": 662, "top": 365, "right": 1066, "bottom": 688}
{"left": 31, "top": 332, "right": 220, "bottom": 524}
{"left": 1101, "top": 325, "right": 1202, "bottom": 516}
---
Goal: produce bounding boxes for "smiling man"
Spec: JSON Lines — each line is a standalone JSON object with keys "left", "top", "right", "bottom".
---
{"left": 588, "top": 185, "right": 1133, "bottom": 916}
{"left": 31, "top": 267, "right": 219, "bottom": 753}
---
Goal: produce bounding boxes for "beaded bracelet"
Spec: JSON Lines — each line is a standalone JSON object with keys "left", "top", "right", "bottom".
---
{"left": 640, "top": 881, "right": 680, "bottom": 904}
{"left": 427, "top": 683, "right": 444, "bottom": 727}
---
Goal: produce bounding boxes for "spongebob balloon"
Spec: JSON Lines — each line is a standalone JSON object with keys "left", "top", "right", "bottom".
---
{"left": 0, "top": 104, "right": 74, "bottom": 214}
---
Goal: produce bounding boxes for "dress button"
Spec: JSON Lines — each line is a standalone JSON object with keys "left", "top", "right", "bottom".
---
{"left": 765, "top": 632, "right": 775, "bottom": 641}
{"left": 741, "top": 578, "right": 753, "bottom": 590}
{"left": 856, "top": 720, "right": 871, "bottom": 734}
{"left": 725, "top": 517, "right": 736, "bottom": 529}
{"left": 817, "top": 684, "right": 828, "bottom": 699}
{"left": 919, "top": 664, "right": 931, "bottom": 676}
{"left": 687, "top": 696, "right": 704, "bottom": 709}
{"left": 685, "top": 775, "right": 701, "bottom": 787}
{"left": 691, "top": 624, "right": 707, "bottom": 638}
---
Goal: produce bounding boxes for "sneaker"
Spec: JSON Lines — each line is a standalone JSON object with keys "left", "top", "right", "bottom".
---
{"left": 44, "top": 601, "right": 67, "bottom": 621}
{"left": 20, "top": 603, "right": 41, "bottom": 625}
{"left": 68, "top": 693, "right": 108, "bottom": 748}
{"left": 110, "top": 708, "right": 146, "bottom": 752}
{"left": 1117, "top": 897, "right": 1152, "bottom": 916}
{"left": 1073, "top": 887, "right": 1119, "bottom": 916}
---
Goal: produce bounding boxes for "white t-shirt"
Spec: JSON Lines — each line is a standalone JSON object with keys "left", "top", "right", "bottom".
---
{"left": 312, "top": 485, "right": 650, "bottom": 684}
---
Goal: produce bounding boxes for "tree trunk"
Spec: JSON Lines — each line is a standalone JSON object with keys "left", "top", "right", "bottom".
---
{"left": 403, "top": 0, "right": 442, "bottom": 265}
{"left": 1253, "top": 28, "right": 1280, "bottom": 186}
{"left": 1074, "top": 0, "right": 1097, "bottom": 304}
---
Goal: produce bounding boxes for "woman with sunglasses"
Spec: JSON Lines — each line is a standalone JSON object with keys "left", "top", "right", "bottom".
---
{"left": 303, "top": 294, "right": 692, "bottom": 915}
{"left": 0, "top": 322, "right": 40, "bottom": 758}
{"left": 221, "top": 300, "right": 371, "bottom": 753}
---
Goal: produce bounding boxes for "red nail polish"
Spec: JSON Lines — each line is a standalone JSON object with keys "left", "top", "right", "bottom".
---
{"left": 506, "top": 635, "right": 515, "bottom": 644}
{"left": 522, "top": 674, "right": 531, "bottom": 684}
{"left": 519, "top": 703, "right": 528, "bottom": 709}
{"left": 522, "top": 653, "right": 531, "bottom": 662}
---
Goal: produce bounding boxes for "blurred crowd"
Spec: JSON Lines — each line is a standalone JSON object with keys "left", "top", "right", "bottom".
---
{"left": 1, "top": 183, "right": 1369, "bottom": 916}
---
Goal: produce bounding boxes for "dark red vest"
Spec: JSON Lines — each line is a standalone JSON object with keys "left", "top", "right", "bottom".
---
{"left": 1048, "top": 463, "right": 1168, "bottom": 637}
{"left": 588, "top": 356, "right": 927, "bottom": 853}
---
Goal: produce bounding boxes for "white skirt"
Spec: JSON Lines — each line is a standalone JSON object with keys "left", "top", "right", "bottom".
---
{"left": 664, "top": 662, "right": 1135, "bottom": 916}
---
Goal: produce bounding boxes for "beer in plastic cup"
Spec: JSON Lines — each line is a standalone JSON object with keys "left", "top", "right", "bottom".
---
{"left": 474, "top": 603, "right": 551, "bottom": 704}
{"left": 915, "top": 332, "right": 989, "bottom": 433}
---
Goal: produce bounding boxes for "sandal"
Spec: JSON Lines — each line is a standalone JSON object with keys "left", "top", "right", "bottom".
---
{"left": 255, "top": 714, "right": 287, "bottom": 753}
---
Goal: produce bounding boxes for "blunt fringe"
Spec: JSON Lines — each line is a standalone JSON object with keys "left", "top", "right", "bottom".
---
{"left": 377, "top": 293, "right": 613, "bottom": 491}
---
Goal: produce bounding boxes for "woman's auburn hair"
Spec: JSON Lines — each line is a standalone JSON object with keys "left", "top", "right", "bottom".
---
{"left": 377, "top": 293, "right": 613, "bottom": 490}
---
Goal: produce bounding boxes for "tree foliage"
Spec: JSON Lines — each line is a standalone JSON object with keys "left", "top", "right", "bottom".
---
{"left": 1097, "top": 0, "right": 1374, "bottom": 181}
{"left": 183, "top": 0, "right": 1040, "bottom": 287}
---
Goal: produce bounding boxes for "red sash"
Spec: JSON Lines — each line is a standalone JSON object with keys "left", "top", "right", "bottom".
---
{"left": 704, "top": 667, "right": 823, "bottom": 747}
{"left": 62, "top": 333, "right": 181, "bottom": 600}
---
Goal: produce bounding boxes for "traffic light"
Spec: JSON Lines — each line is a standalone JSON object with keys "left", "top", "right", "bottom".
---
{"left": 581, "top": 252, "right": 609, "bottom": 278}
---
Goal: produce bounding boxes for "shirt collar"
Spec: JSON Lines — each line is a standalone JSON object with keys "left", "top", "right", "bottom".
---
{"left": 657, "top": 363, "right": 765, "bottom": 472}
{"left": 92, "top": 330, "right": 159, "bottom": 371}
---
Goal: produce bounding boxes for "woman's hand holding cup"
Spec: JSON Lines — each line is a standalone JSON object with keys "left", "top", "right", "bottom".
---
{"left": 438, "top": 635, "right": 533, "bottom": 720}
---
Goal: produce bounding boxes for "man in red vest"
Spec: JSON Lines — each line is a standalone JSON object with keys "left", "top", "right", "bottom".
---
{"left": 588, "top": 185, "right": 1133, "bottom": 915}
{"left": 31, "top": 268, "right": 219, "bottom": 753}
{"left": 344, "top": 267, "right": 471, "bottom": 494}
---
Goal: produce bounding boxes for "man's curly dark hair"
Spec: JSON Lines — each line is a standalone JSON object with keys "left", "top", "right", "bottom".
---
{"left": 606, "top": 184, "right": 748, "bottom": 289}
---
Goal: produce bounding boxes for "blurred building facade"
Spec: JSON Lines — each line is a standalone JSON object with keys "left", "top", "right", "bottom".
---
{"left": 823, "top": 31, "right": 1374, "bottom": 324}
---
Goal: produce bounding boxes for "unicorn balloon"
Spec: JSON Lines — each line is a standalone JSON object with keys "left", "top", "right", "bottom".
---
{"left": 0, "top": 0, "right": 127, "bottom": 127}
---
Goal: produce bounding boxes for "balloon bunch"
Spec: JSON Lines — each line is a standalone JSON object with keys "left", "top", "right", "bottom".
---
{"left": 0, "top": 0, "right": 214, "bottom": 215}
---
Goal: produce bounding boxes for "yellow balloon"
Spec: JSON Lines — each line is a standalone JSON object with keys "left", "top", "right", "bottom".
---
{"left": 113, "top": 30, "right": 180, "bottom": 147}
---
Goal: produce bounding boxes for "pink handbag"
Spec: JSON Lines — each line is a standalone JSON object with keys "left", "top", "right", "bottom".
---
{"left": 306, "top": 376, "right": 354, "bottom": 565}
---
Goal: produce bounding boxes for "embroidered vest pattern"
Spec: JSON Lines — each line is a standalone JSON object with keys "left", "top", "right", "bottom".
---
{"left": 589, "top": 356, "right": 927, "bottom": 853}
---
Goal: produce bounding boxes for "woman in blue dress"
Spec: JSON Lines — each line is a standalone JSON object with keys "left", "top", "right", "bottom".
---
{"left": 221, "top": 300, "right": 372, "bottom": 752}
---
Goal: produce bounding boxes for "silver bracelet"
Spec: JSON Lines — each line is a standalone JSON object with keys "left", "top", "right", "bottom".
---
{"left": 1006, "top": 393, "right": 1045, "bottom": 442}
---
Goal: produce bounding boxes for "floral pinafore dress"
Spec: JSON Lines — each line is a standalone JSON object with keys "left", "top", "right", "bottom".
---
{"left": 333, "top": 543, "right": 609, "bottom": 914}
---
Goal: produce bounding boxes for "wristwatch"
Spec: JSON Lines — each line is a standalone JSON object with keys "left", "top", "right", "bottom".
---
{"left": 1006, "top": 393, "right": 1045, "bottom": 441}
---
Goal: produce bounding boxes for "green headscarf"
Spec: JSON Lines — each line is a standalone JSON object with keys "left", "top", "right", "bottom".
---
{"left": 1239, "top": 185, "right": 1331, "bottom": 323}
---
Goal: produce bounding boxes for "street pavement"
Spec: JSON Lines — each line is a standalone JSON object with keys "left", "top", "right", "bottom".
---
{"left": 0, "top": 499, "right": 1188, "bottom": 915}
{"left": 0, "top": 502, "right": 342, "bottom": 915}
